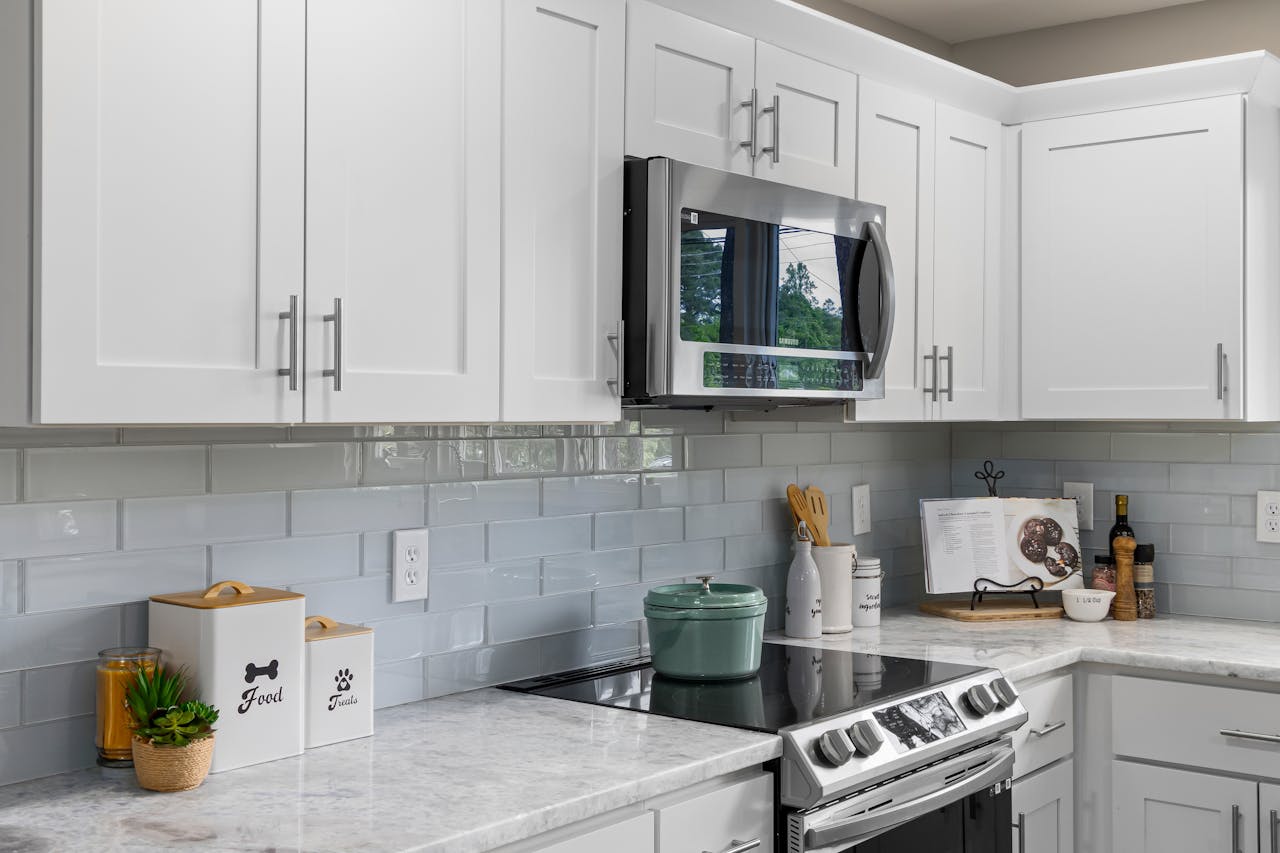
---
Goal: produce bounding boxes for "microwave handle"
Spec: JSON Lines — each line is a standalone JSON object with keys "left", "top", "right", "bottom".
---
{"left": 863, "top": 220, "right": 896, "bottom": 381}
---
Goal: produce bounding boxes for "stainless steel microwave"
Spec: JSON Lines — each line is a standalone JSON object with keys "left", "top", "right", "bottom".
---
{"left": 621, "top": 157, "right": 895, "bottom": 408}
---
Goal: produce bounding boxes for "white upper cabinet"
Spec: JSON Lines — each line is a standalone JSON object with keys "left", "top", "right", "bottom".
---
{"left": 31, "top": 0, "right": 305, "bottom": 424}
{"left": 852, "top": 79, "right": 936, "bottom": 422}
{"left": 501, "top": 0, "right": 624, "bottom": 423}
{"left": 624, "top": 1, "right": 857, "bottom": 195}
{"left": 753, "top": 42, "right": 858, "bottom": 196}
{"left": 1021, "top": 96, "right": 1244, "bottom": 420}
{"left": 933, "top": 104, "right": 1002, "bottom": 421}
{"left": 853, "top": 92, "right": 1001, "bottom": 422}
{"left": 305, "top": 0, "right": 502, "bottom": 423}
{"left": 624, "top": 0, "right": 755, "bottom": 175}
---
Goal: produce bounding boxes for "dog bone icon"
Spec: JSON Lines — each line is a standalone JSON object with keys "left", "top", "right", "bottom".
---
{"left": 244, "top": 659, "right": 279, "bottom": 684}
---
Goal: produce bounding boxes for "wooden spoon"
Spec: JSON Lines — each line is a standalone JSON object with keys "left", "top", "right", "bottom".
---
{"left": 806, "top": 486, "right": 831, "bottom": 546}
{"left": 787, "top": 484, "right": 814, "bottom": 540}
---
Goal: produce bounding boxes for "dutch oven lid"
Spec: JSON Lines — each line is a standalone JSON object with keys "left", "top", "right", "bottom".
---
{"left": 644, "top": 575, "right": 766, "bottom": 610}
{"left": 151, "top": 580, "right": 303, "bottom": 609}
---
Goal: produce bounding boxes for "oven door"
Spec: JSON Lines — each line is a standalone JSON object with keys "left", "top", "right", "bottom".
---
{"left": 786, "top": 740, "right": 1014, "bottom": 853}
{"left": 642, "top": 158, "right": 894, "bottom": 403}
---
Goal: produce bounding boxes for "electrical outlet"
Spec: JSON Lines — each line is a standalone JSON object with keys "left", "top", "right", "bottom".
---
{"left": 1063, "top": 482, "right": 1094, "bottom": 531}
{"left": 392, "top": 528, "right": 430, "bottom": 602}
{"left": 1257, "top": 491, "right": 1280, "bottom": 543}
{"left": 852, "top": 484, "right": 872, "bottom": 536}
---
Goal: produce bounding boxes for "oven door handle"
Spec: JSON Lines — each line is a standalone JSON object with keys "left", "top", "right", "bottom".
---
{"left": 804, "top": 745, "right": 1014, "bottom": 850}
{"left": 862, "top": 219, "right": 896, "bottom": 381}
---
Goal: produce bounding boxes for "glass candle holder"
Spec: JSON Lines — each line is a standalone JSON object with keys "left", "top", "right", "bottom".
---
{"left": 96, "top": 647, "right": 159, "bottom": 767}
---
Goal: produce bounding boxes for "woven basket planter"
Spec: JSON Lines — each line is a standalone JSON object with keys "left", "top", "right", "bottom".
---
{"left": 132, "top": 734, "right": 215, "bottom": 792}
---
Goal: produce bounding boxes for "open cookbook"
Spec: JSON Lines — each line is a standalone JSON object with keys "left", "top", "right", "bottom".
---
{"left": 920, "top": 497, "right": 1085, "bottom": 594}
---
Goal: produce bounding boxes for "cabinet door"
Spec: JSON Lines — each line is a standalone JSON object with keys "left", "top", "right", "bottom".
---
{"left": 533, "top": 812, "right": 654, "bottom": 853}
{"left": 36, "top": 0, "right": 304, "bottom": 423}
{"left": 305, "top": 0, "right": 501, "bottom": 423}
{"left": 653, "top": 772, "right": 773, "bottom": 853}
{"left": 1113, "top": 762, "right": 1257, "bottom": 853}
{"left": 850, "top": 79, "right": 935, "bottom": 422}
{"left": 501, "top": 0, "right": 623, "bottom": 423}
{"left": 933, "top": 104, "right": 1002, "bottom": 422}
{"left": 1021, "top": 96, "right": 1243, "bottom": 420}
{"left": 754, "top": 43, "right": 858, "bottom": 197}
{"left": 1261, "top": 783, "right": 1280, "bottom": 853}
{"left": 624, "top": 0, "right": 755, "bottom": 174}
{"left": 1014, "top": 759, "right": 1074, "bottom": 853}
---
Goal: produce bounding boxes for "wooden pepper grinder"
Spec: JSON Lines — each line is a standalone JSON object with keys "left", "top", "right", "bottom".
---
{"left": 1113, "top": 536, "right": 1138, "bottom": 621}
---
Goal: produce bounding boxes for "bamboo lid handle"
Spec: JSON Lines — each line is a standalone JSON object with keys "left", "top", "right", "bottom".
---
{"left": 1113, "top": 537, "right": 1138, "bottom": 621}
{"left": 202, "top": 580, "right": 256, "bottom": 599}
{"left": 305, "top": 615, "right": 339, "bottom": 630}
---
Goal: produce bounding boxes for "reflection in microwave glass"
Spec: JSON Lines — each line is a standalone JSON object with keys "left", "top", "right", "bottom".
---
{"left": 871, "top": 691, "right": 966, "bottom": 753}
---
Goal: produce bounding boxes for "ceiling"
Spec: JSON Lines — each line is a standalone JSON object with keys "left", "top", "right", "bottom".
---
{"left": 844, "top": 0, "right": 1206, "bottom": 43}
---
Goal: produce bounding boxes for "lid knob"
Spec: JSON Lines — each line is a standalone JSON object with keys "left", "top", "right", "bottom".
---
{"left": 696, "top": 575, "right": 714, "bottom": 593}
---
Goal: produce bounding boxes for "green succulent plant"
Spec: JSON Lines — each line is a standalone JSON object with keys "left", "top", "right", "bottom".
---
{"left": 126, "top": 664, "right": 219, "bottom": 747}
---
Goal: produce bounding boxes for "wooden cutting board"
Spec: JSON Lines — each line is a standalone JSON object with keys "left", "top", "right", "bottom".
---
{"left": 919, "top": 598, "right": 1064, "bottom": 622}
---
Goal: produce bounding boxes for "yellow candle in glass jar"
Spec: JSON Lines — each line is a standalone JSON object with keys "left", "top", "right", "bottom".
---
{"left": 95, "top": 647, "right": 159, "bottom": 767}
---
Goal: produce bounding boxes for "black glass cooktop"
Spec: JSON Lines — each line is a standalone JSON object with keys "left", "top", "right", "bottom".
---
{"left": 502, "top": 642, "right": 985, "bottom": 734}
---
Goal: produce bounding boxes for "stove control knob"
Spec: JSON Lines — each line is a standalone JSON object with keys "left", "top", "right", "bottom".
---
{"left": 847, "top": 720, "right": 884, "bottom": 757}
{"left": 990, "top": 677, "right": 1018, "bottom": 709}
{"left": 964, "top": 683, "right": 997, "bottom": 717}
{"left": 817, "top": 728, "right": 855, "bottom": 766}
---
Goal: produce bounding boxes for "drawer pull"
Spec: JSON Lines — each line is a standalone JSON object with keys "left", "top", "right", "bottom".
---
{"left": 703, "top": 840, "right": 760, "bottom": 853}
{"left": 1221, "top": 728, "right": 1280, "bottom": 745}
{"left": 1029, "top": 720, "right": 1066, "bottom": 738}
{"left": 1270, "top": 809, "right": 1278, "bottom": 853}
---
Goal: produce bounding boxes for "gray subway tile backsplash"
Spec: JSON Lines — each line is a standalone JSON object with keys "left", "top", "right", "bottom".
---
{"left": 27, "top": 416, "right": 1263, "bottom": 789}
{"left": 0, "top": 451, "right": 15, "bottom": 503}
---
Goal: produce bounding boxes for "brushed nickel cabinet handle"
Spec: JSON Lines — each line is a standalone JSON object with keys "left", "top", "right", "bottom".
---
{"left": 1218, "top": 343, "right": 1227, "bottom": 400}
{"left": 1231, "top": 804, "right": 1241, "bottom": 853}
{"left": 940, "top": 345, "right": 954, "bottom": 402}
{"left": 1029, "top": 720, "right": 1067, "bottom": 738}
{"left": 739, "top": 89, "right": 758, "bottom": 159}
{"left": 1013, "top": 813, "right": 1026, "bottom": 853}
{"left": 277, "top": 294, "right": 298, "bottom": 391}
{"left": 1270, "top": 809, "right": 1278, "bottom": 853}
{"left": 761, "top": 94, "right": 780, "bottom": 163}
{"left": 323, "top": 297, "right": 343, "bottom": 392}
{"left": 1221, "top": 728, "right": 1280, "bottom": 744}
{"left": 703, "top": 840, "right": 760, "bottom": 853}
{"left": 923, "top": 345, "right": 939, "bottom": 402}
{"left": 606, "top": 320, "right": 625, "bottom": 397}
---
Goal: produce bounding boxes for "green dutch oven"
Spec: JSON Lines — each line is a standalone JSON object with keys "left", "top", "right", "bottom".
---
{"left": 644, "top": 575, "right": 768, "bottom": 681}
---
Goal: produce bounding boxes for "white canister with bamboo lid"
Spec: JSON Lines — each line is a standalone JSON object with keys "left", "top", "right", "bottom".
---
{"left": 148, "top": 580, "right": 305, "bottom": 772}
{"left": 304, "top": 615, "right": 374, "bottom": 749}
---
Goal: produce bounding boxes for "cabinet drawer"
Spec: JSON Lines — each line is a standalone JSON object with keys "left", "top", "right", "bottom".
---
{"left": 1012, "top": 673, "right": 1073, "bottom": 779}
{"left": 1114, "top": 676, "right": 1280, "bottom": 777}
{"left": 532, "top": 812, "right": 654, "bottom": 853}
{"left": 653, "top": 771, "right": 773, "bottom": 853}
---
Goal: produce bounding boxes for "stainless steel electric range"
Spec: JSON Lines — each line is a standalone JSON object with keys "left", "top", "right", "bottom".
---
{"left": 504, "top": 641, "right": 1028, "bottom": 853}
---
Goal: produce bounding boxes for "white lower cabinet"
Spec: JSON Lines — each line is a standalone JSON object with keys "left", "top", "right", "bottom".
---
{"left": 651, "top": 771, "right": 773, "bottom": 853}
{"left": 1113, "top": 761, "right": 1259, "bottom": 853}
{"left": 1014, "top": 759, "right": 1074, "bottom": 853}
{"left": 533, "top": 812, "right": 655, "bottom": 853}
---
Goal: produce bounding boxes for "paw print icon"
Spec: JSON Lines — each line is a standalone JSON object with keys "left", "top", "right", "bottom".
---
{"left": 334, "top": 668, "right": 354, "bottom": 693}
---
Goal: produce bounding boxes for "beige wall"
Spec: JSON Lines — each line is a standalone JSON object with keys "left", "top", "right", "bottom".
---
{"left": 950, "top": 0, "right": 1280, "bottom": 86}
{"left": 792, "top": 0, "right": 953, "bottom": 60}
{"left": 798, "top": 0, "right": 1279, "bottom": 87}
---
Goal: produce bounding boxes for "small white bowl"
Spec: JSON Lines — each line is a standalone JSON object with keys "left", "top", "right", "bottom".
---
{"left": 1061, "top": 589, "right": 1115, "bottom": 622}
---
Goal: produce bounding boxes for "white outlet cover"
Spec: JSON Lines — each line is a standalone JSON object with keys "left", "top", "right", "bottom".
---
{"left": 1257, "top": 491, "right": 1280, "bottom": 543}
{"left": 392, "top": 528, "right": 430, "bottom": 602}
{"left": 1063, "top": 481, "right": 1094, "bottom": 531}
{"left": 852, "top": 483, "right": 872, "bottom": 536}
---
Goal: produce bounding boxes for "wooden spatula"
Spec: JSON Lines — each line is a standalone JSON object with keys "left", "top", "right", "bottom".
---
{"left": 787, "top": 484, "right": 814, "bottom": 541}
{"left": 806, "top": 486, "right": 831, "bottom": 546}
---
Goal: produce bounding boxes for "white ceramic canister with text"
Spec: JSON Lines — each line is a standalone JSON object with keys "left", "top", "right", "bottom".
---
{"left": 851, "top": 556, "right": 883, "bottom": 628}
{"left": 812, "top": 543, "right": 855, "bottom": 633}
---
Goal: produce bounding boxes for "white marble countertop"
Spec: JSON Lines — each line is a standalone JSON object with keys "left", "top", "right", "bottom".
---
{"left": 6, "top": 610, "right": 1279, "bottom": 852}
{"left": 0, "top": 688, "right": 780, "bottom": 853}
{"left": 769, "top": 609, "right": 1280, "bottom": 685}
